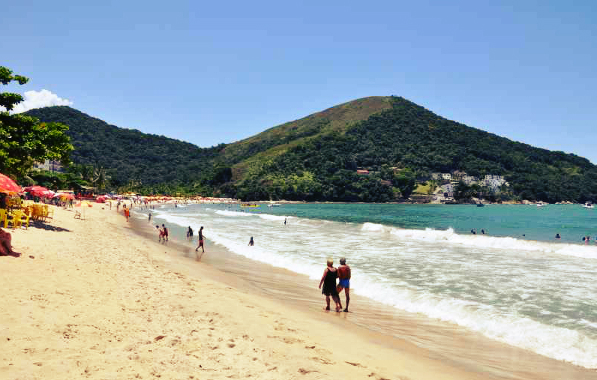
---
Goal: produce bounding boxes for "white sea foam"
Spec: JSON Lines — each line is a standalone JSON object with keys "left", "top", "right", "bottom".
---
{"left": 257, "top": 214, "right": 288, "bottom": 221}
{"left": 388, "top": 227, "right": 597, "bottom": 259}
{"left": 353, "top": 276, "right": 597, "bottom": 368}
{"left": 362, "top": 222, "right": 386, "bottom": 232}
{"left": 215, "top": 210, "right": 254, "bottom": 217}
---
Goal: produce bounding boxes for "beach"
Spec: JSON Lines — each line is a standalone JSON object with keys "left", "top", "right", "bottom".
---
{"left": 0, "top": 204, "right": 475, "bottom": 380}
{"left": 1, "top": 204, "right": 596, "bottom": 380}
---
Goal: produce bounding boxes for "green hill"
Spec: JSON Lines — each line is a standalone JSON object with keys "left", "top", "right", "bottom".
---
{"left": 25, "top": 97, "right": 597, "bottom": 203}
{"left": 24, "top": 106, "right": 221, "bottom": 190}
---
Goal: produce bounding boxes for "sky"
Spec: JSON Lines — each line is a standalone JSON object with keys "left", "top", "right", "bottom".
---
{"left": 2, "top": 1, "right": 596, "bottom": 162}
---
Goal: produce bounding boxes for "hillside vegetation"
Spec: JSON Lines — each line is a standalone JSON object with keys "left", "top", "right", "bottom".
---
{"left": 25, "top": 106, "right": 221, "bottom": 192}
{"left": 25, "top": 97, "right": 597, "bottom": 203}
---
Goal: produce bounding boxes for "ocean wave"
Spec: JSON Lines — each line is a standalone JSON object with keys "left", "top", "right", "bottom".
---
{"left": 353, "top": 277, "right": 597, "bottom": 368}
{"left": 215, "top": 210, "right": 254, "bottom": 217}
{"left": 257, "top": 214, "right": 288, "bottom": 221}
{"left": 361, "top": 222, "right": 386, "bottom": 232}
{"left": 387, "top": 227, "right": 597, "bottom": 259}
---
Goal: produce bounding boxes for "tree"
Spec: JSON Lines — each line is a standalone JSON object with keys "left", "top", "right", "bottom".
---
{"left": 393, "top": 168, "right": 416, "bottom": 198}
{"left": 0, "top": 66, "right": 73, "bottom": 178}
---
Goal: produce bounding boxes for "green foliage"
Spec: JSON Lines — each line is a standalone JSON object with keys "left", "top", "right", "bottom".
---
{"left": 0, "top": 66, "right": 73, "bottom": 179}
{"left": 393, "top": 168, "right": 416, "bottom": 198}
{"left": 25, "top": 106, "right": 222, "bottom": 190}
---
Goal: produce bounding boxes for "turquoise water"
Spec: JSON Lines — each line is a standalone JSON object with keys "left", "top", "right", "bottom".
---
{"left": 256, "top": 203, "right": 597, "bottom": 244}
{"left": 146, "top": 203, "right": 597, "bottom": 369}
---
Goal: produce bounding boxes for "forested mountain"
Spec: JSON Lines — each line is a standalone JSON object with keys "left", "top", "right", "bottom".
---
{"left": 25, "top": 106, "right": 221, "bottom": 192}
{"left": 25, "top": 97, "right": 597, "bottom": 203}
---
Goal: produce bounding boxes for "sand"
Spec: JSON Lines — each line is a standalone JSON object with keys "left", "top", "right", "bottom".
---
{"left": 0, "top": 203, "right": 593, "bottom": 380}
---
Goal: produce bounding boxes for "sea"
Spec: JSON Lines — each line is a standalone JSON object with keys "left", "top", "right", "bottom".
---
{"left": 136, "top": 203, "right": 597, "bottom": 372}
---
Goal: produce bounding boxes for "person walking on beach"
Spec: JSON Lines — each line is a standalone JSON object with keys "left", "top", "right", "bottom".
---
{"left": 148, "top": 212, "right": 152, "bottom": 222}
{"left": 248, "top": 236, "right": 254, "bottom": 246}
{"left": 318, "top": 258, "right": 342, "bottom": 312}
{"left": 156, "top": 225, "right": 163, "bottom": 243}
{"left": 336, "top": 257, "right": 351, "bottom": 312}
{"left": 195, "top": 226, "right": 205, "bottom": 253}
{"left": 187, "top": 226, "right": 193, "bottom": 241}
{"left": 162, "top": 224, "right": 169, "bottom": 242}
{"left": 123, "top": 205, "right": 130, "bottom": 222}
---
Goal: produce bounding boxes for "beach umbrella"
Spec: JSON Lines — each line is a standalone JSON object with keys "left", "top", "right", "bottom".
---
{"left": 24, "top": 185, "right": 50, "bottom": 197}
{"left": 57, "top": 192, "right": 75, "bottom": 200}
{"left": 0, "top": 173, "right": 22, "bottom": 194}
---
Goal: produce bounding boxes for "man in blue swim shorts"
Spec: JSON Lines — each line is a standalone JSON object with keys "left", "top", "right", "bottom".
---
{"left": 336, "top": 257, "right": 351, "bottom": 312}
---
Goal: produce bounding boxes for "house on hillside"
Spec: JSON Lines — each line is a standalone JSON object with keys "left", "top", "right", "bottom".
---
{"left": 462, "top": 175, "right": 478, "bottom": 185}
{"left": 441, "top": 183, "right": 454, "bottom": 198}
{"left": 356, "top": 169, "right": 370, "bottom": 175}
{"left": 33, "top": 159, "right": 64, "bottom": 173}
{"left": 452, "top": 171, "right": 466, "bottom": 181}
{"left": 441, "top": 173, "right": 452, "bottom": 181}
{"left": 484, "top": 174, "right": 505, "bottom": 184}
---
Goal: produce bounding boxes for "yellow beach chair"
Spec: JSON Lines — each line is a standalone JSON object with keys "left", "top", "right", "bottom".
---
{"left": 8, "top": 210, "right": 29, "bottom": 229}
{"left": 0, "top": 209, "right": 8, "bottom": 228}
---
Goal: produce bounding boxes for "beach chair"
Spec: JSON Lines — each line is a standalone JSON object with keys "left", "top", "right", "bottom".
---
{"left": 8, "top": 210, "right": 29, "bottom": 229}
{"left": 46, "top": 205, "right": 54, "bottom": 219}
{"left": 0, "top": 209, "right": 7, "bottom": 228}
{"left": 30, "top": 205, "right": 40, "bottom": 221}
{"left": 43, "top": 205, "right": 53, "bottom": 221}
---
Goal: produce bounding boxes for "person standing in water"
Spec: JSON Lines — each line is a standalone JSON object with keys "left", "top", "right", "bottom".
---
{"left": 195, "top": 226, "right": 205, "bottom": 253}
{"left": 248, "top": 236, "right": 254, "bottom": 246}
{"left": 336, "top": 257, "right": 351, "bottom": 312}
{"left": 318, "top": 258, "right": 342, "bottom": 312}
{"left": 187, "top": 226, "right": 193, "bottom": 241}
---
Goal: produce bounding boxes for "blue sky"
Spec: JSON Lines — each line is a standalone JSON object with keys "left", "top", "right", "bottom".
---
{"left": 2, "top": 1, "right": 596, "bottom": 162}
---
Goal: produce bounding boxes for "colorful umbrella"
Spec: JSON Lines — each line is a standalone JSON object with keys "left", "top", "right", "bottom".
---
{"left": 24, "top": 185, "right": 50, "bottom": 197}
{"left": 56, "top": 192, "right": 75, "bottom": 200}
{"left": 0, "top": 173, "right": 22, "bottom": 194}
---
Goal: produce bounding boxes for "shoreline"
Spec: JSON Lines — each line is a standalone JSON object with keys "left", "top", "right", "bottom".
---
{"left": 1, "top": 204, "right": 594, "bottom": 379}
{"left": 131, "top": 205, "right": 596, "bottom": 379}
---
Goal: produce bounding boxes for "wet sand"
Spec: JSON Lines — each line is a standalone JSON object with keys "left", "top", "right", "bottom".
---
{"left": 133, "top": 206, "right": 597, "bottom": 380}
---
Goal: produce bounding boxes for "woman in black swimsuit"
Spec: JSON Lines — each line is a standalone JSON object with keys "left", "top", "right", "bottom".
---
{"left": 318, "top": 259, "right": 342, "bottom": 312}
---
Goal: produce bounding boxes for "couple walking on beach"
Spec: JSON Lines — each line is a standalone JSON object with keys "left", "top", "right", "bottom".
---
{"left": 319, "top": 257, "right": 351, "bottom": 312}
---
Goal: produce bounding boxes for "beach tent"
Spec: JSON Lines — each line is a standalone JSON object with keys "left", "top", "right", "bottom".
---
{"left": 0, "top": 173, "right": 22, "bottom": 194}
{"left": 96, "top": 195, "right": 107, "bottom": 203}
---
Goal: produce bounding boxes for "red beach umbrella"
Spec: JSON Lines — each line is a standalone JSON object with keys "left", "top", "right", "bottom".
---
{"left": 24, "top": 185, "right": 50, "bottom": 197}
{"left": 0, "top": 173, "right": 22, "bottom": 194}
